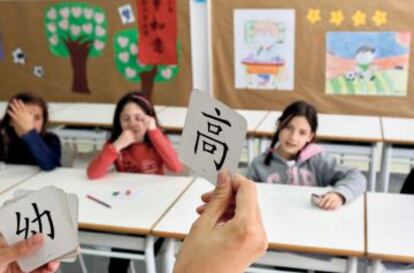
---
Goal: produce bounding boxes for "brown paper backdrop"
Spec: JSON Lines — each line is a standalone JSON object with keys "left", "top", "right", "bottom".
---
{"left": 0, "top": 0, "right": 192, "bottom": 105}
{"left": 211, "top": 0, "right": 414, "bottom": 117}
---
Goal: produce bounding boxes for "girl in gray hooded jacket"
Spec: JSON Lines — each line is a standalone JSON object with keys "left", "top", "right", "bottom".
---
{"left": 247, "top": 101, "right": 366, "bottom": 210}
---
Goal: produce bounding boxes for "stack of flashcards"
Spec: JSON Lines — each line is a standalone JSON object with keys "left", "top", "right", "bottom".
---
{"left": 179, "top": 90, "right": 248, "bottom": 184}
{"left": 0, "top": 186, "right": 79, "bottom": 272}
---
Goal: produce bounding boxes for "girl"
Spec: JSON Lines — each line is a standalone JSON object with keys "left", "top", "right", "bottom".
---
{"left": 247, "top": 101, "right": 366, "bottom": 210}
{"left": 87, "top": 91, "right": 182, "bottom": 178}
{"left": 0, "top": 92, "right": 61, "bottom": 171}
{"left": 87, "top": 91, "right": 182, "bottom": 273}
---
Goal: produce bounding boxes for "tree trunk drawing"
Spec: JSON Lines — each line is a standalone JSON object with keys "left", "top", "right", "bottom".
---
{"left": 140, "top": 65, "right": 158, "bottom": 101}
{"left": 65, "top": 38, "right": 92, "bottom": 94}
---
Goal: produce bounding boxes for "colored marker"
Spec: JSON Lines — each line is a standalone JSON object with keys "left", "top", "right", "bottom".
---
{"left": 86, "top": 194, "right": 111, "bottom": 208}
{"left": 126, "top": 189, "right": 131, "bottom": 196}
{"left": 113, "top": 191, "right": 120, "bottom": 196}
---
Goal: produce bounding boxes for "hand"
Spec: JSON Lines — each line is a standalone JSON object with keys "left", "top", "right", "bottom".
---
{"left": 7, "top": 100, "right": 34, "bottom": 137}
{"left": 143, "top": 115, "right": 156, "bottom": 131}
{"left": 113, "top": 130, "right": 137, "bottom": 152}
{"left": 317, "top": 192, "right": 345, "bottom": 210}
{"left": 0, "top": 233, "right": 60, "bottom": 273}
{"left": 173, "top": 171, "right": 268, "bottom": 273}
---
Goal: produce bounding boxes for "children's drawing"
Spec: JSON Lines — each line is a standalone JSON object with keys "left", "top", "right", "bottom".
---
{"left": 326, "top": 31, "right": 411, "bottom": 96}
{"left": 234, "top": 9, "right": 295, "bottom": 90}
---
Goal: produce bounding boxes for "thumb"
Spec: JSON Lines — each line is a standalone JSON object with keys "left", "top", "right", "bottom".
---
{"left": 200, "top": 170, "right": 234, "bottom": 227}
{"left": 0, "top": 233, "right": 43, "bottom": 265}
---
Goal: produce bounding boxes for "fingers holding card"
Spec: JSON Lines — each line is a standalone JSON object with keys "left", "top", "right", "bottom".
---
{"left": 179, "top": 90, "right": 248, "bottom": 184}
{"left": 0, "top": 186, "right": 79, "bottom": 272}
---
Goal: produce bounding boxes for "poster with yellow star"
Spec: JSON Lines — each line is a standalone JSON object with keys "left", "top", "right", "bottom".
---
{"left": 326, "top": 32, "right": 411, "bottom": 96}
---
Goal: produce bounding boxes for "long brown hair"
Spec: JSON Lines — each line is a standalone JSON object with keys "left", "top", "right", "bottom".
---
{"left": 109, "top": 91, "right": 159, "bottom": 145}
{"left": 264, "top": 101, "right": 318, "bottom": 165}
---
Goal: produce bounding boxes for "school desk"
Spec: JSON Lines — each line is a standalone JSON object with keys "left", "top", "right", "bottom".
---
{"left": 0, "top": 101, "right": 6, "bottom": 117}
{"left": 379, "top": 117, "right": 414, "bottom": 193}
{"left": 48, "top": 102, "right": 74, "bottom": 115}
{"left": 255, "top": 112, "right": 382, "bottom": 192}
{"left": 152, "top": 178, "right": 365, "bottom": 273}
{"left": 48, "top": 102, "right": 167, "bottom": 127}
{"left": 367, "top": 192, "right": 414, "bottom": 273}
{"left": 0, "top": 168, "right": 193, "bottom": 273}
{"left": 0, "top": 164, "right": 40, "bottom": 195}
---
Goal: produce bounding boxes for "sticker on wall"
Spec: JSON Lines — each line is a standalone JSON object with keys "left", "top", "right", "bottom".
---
{"left": 307, "top": 9, "right": 321, "bottom": 24}
{"left": 113, "top": 28, "right": 180, "bottom": 100}
{"left": 234, "top": 9, "right": 295, "bottom": 90}
{"left": 326, "top": 31, "right": 411, "bottom": 96}
{"left": 372, "top": 10, "right": 387, "bottom": 26}
{"left": 352, "top": 10, "right": 366, "bottom": 27}
{"left": 330, "top": 10, "right": 344, "bottom": 26}
{"left": 44, "top": 2, "right": 108, "bottom": 94}
{"left": 12, "top": 48, "right": 26, "bottom": 64}
{"left": 33, "top": 65, "right": 45, "bottom": 78}
{"left": 118, "top": 4, "right": 135, "bottom": 25}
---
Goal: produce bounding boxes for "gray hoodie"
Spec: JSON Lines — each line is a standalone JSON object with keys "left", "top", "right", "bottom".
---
{"left": 247, "top": 144, "right": 367, "bottom": 204}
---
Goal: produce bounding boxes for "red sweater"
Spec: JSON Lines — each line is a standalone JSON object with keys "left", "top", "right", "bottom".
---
{"left": 87, "top": 128, "right": 182, "bottom": 179}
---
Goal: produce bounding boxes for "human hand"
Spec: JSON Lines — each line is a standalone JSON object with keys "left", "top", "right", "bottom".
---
{"left": 317, "top": 192, "right": 345, "bottom": 210}
{"left": 7, "top": 100, "right": 34, "bottom": 137}
{"left": 0, "top": 233, "right": 60, "bottom": 273}
{"left": 173, "top": 171, "right": 268, "bottom": 273}
{"left": 143, "top": 115, "right": 156, "bottom": 131}
{"left": 113, "top": 130, "right": 137, "bottom": 152}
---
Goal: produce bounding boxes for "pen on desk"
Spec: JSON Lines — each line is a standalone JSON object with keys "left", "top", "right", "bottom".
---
{"left": 86, "top": 194, "right": 112, "bottom": 208}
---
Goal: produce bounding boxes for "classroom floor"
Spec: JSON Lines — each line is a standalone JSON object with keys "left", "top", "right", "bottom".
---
{"left": 58, "top": 142, "right": 407, "bottom": 273}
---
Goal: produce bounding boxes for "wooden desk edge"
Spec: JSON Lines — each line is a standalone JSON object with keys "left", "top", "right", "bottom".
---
{"left": 79, "top": 223, "right": 150, "bottom": 235}
{"left": 382, "top": 139, "right": 414, "bottom": 145}
{"left": 367, "top": 253, "right": 414, "bottom": 263}
{"left": 50, "top": 121, "right": 112, "bottom": 128}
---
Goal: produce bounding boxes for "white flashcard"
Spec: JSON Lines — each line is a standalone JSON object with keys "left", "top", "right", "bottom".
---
{"left": 0, "top": 186, "right": 79, "bottom": 272}
{"left": 179, "top": 90, "right": 247, "bottom": 184}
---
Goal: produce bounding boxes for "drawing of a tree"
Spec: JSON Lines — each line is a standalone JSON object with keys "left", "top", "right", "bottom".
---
{"left": 44, "top": 3, "right": 108, "bottom": 93}
{"left": 113, "top": 28, "right": 179, "bottom": 100}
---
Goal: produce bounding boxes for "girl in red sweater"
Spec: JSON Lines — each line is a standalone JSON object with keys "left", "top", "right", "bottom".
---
{"left": 87, "top": 92, "right": 182, "bottom": 178}
{"left": 87, "top": 92, "right": 182, "bottom": 273}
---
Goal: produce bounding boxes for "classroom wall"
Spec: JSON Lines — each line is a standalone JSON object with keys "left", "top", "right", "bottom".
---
{"left": 0, "top": 0, "right": 192, "bottom": 106}
{"left": 210, "top": 0, "right": 414, "bottom": 117}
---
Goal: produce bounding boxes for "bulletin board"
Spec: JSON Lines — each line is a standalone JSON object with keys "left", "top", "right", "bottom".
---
{"left": 210, "top": 0, "right": 414, "bottom": 117}
{"left": 0, "top": 0, "right": 192, "bottom": 106}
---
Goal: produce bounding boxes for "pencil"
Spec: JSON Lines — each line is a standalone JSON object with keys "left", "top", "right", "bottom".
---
{"left": 86, "top": 194, "right": 111, "bottom": 208}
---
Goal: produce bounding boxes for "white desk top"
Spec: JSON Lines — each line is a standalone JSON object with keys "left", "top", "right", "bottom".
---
{"left": 48, "top": 103, "right": 167, "bottom": 127}
{"left": 49, "top": 103, "right": 115, "bottom": 127}
{"left": 152, "top": 178, "right": 214, "bottom": 238}
{"left": 0, "top": 101, "right": 7, "bottom": 118}
{"left": 0, "top": 168, "right": 193, "bottom": 235}
{"left": 157, "top": 107, "right": 188, "bottom": 132}
{"left": 153, "top": 178, "right": 365, "bottom": 256}
{"left": 367, "top": 192, "right": 414, "bottom": 263}
{"left": 381, "top": 117, "right": 414, "bottom": 145}
{"left": 236, "top": 110, "right": 270, "bottom": 133}
{"left": 48, "top": 102, "right": 73, "bottom": 114}
{"left": 258, "top": 183, "right": 364, "bottom": 256}
{"left": 0, "top": 164, "right": 40, "bottom": 195}
{"left": 255, "top": 111, "right": 282, "bottom": 137}
{"left": 255, "top": 111, "right": 382, "bottom": 142}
